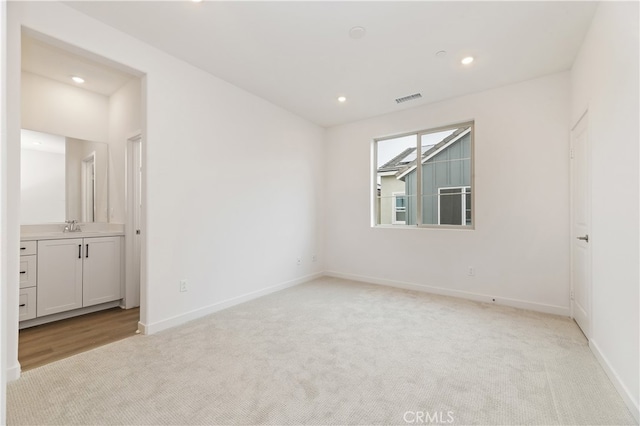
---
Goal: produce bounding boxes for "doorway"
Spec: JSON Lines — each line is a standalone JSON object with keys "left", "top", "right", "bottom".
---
{"left": 16, "top": 29, "right": 146, "bottom": 371}
{"left": 571, "top": 111, "right": 591, "bottom": 338}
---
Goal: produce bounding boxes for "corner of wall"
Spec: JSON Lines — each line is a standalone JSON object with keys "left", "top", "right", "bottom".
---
{"left": 590, "top": 339, "right": 640, "bottom": 422}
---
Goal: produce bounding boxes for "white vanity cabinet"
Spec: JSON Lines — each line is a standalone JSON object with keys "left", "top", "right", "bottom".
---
{"left": 37, "top": 238, "right": 83, "bottom": 317}
{"left": 36, "top": 236, "right": 122, "bottom": 317}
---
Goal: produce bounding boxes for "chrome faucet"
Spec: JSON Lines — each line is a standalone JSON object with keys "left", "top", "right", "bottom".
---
{"left": 63, "top": 220, "right": 81, "bottom": 233}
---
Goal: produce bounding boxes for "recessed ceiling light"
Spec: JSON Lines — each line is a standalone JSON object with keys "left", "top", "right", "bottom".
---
{"left": 337, "top": 96, "right": 347, "bottom": 103}
{"left": 435, "top": 50, "right": 447, "bottom": 58}
{"left": 461, "top": 56, "right": 474, "bottom": 65}
{"left": 349, "top": 26, "right": 366, "bottom": 39}
{"left": 192, "top": 0, "right": 203, "bottom": 2}
{"left": 71, "top": 76, "right": 85, "bottom": 84}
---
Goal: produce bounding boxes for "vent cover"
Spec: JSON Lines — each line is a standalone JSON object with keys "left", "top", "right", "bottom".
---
{"left": 395, "top": 93, "right": 422, "bottom": 104}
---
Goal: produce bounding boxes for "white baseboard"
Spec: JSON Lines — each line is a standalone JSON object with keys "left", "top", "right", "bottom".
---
{"left": 590, "top": 339, "right": 639, "bottom": 423}
{"left": 139, "top": 272, "right": 322, "bottom": 335}
{"left": 324, "top": 271, "right": 571, "bottom": 317}
{"left": 7, "top": 363, "right": 21, "bottom": 382}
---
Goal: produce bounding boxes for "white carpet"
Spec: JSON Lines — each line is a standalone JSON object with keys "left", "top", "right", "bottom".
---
{"left": 7, "top": 277, "right": 636, "bottom": 425}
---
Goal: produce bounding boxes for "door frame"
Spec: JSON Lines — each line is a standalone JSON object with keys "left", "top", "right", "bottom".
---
{"left": 81, "top": 152, "right": 96, "bottom": 222}
{"left": 570, "top": 109, "right": 592, "bottom": 337}
{"left": 124, "top": 133, "right": 142, "bottom": 311}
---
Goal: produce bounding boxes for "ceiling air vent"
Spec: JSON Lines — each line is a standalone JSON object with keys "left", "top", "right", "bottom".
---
{"left": 395, "top": 93, "right": 422, "bottom": 104}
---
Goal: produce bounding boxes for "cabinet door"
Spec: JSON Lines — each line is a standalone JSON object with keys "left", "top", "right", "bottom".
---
{"left": 37, "top": 239, "right": 83, "bottom": 317}
{"left": 83, "top": 236, "right": 122, "bottom": 307}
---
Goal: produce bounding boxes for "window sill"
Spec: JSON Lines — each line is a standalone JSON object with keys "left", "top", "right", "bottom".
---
{"left": 373, "top": 224, "right": 475, "bottom": 231}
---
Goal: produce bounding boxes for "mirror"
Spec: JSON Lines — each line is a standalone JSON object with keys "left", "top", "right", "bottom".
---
{"left": 21, "top": 129, "right": 109, "bottom": 224}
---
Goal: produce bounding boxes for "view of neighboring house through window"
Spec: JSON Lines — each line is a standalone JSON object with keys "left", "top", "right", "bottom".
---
{"left": 392, "top": 192, "right": 407, "bottom": 224}
{"left": 374, "top": 122, "right": 473, "bottom": 228}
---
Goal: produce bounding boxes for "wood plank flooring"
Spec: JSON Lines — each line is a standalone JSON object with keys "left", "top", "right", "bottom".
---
{"left": 19, "top": 307, "right": 140, "bottom": 371}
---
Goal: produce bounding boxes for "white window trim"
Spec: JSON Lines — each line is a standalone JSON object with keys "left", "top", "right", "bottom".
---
{"left": 392, "top": 192, "right": 407, "bottom": 225}
{"left": 373, "top": 121, "right": 474, "bottom": 229}
{"left": 437, "top": 186, "right": 471, "bottom": 226}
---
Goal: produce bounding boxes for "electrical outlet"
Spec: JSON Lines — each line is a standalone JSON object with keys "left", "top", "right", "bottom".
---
{"left": 297, "top": 258, "right": 302, "bottom": 266}
{"left": 312, "top": 254, "right": 317, "bottom": 262}
{"left": 179, "top": 279, "right": 188, "bottom": 292}
{"left": 467, "top": 266, "right": 475, "bottom": 276}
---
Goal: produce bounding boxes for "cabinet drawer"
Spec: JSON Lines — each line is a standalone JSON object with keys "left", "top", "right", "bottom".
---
{"left": 19, "top": 287, "right": 37, "bottom": 321}
{"left": 20, "top": 241, "right": 37, "bottom": 256}
{"left": 19, "top": 255, "right": 37, "bottom": 289}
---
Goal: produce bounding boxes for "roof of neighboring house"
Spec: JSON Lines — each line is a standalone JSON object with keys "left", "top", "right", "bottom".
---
{"left": 395, "top": 126, "right": 471, "bottom": 180}
{"left": 377, "top": 126, "right": 471, "bottom": 176}
{"left": 378, "top": 147, "right": 422, "bottom": 174}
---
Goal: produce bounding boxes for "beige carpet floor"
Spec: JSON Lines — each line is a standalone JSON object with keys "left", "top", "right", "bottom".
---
{"left": 7, "top": 277, "right": 636, "bottom": 425}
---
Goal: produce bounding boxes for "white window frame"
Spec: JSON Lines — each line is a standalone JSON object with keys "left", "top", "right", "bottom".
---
{"left": 373, "top": 121, "right": 474, "bottom": 229}
{"left": 392, "top": 192, "right": 407, "bottom": 225}
{"left": 437, "top": 186, "right": 471, "bottom": 226}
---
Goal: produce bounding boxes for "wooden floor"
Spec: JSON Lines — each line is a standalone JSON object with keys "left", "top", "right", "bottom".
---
{"left": 19, "top": 307, "right": 140, "bottom": 371}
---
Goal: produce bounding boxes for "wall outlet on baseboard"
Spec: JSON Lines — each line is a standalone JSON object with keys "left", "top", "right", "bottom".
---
{"left": 467, "top": 266, "right": 475, "bottom": 276}
{"left": 296, "top": 258, "right": 302, "bottom": 266}
{"left": 179, "top": 279, "right": 188, "bottom": 292}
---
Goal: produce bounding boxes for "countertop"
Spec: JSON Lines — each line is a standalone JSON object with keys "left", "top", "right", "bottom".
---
{"left": 21, "top": 230, "right": 125, "bottom": 241}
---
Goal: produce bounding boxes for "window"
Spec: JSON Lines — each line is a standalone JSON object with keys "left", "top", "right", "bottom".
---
{"left": 374, "top": 122, "right": 474, "bottom": 228}
{"left": 438, "top": 187, "right": 471, "bottom": 225}
{"left": 392, "top": 192, "right": 407, "bottom": 224}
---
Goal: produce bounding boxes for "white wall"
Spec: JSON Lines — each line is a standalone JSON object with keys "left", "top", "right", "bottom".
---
{"left": 325, "top": 72, "right": 571, "bottom": 314}
{"left": 21, "top": 71, "right": 108, "bottom": 142}
{"left": 3, "top": 0, "right": 22, "bottom": 392}
{"left": 570, "top": 2, "right": 639, "bottom": 419}
{"left": 4, "top": 1, "right": 325, "bottom": 389}
{"left": 1, "top": 0, "right": 8, "bottom": 422}
{"left": 108, "top": 78, "right": 141, "bottom": 224}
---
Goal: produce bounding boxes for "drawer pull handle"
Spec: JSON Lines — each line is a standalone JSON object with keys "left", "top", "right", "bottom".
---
{"left": 20, "top": 247, "right": 26, "bottom": 250}
{"left": 19, "top": 304, "right": 26, "bottom": 307}
{"left": 20, "top": 271, "right": 26, "bottom": 274}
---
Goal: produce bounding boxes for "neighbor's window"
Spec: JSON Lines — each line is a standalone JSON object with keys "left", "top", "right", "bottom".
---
{"left": 438, "top": 187, "right": 471, "bottom": 225}
{"left": 392, "top": 192, "right": 407, "bottom": 224}
{"left": 374, "top": 122, "right": 474, "bottom": 228}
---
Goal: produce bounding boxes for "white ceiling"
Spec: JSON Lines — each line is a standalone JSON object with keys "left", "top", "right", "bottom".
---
{"left": 64, "top": 1, "right": 598, "bottom": 127}
{"left": 22, "top": 32, "right": 136, "bottom": 96}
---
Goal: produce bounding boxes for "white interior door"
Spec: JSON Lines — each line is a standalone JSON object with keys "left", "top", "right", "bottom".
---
{"left": 125, "top": 134, "right": 142, "bottom": 309}
{"left": 571, "top": 112, "right": 591, "bottom": 338}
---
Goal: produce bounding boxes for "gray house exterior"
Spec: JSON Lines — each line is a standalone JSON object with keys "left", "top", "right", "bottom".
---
{"left": 397, "top": 127, "right": 472, "bottom": 226}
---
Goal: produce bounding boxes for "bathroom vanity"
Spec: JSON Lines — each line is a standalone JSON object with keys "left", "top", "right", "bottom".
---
{"left": 19, "top": 229, "right": 125, "bottom": 327}
{"left": 19, "top": 128, "right": 127, "bottom": 328}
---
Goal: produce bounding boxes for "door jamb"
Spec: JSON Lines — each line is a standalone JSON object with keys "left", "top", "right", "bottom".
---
{"left": 125, "top": 132, "right": 142, "bottom": 313}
